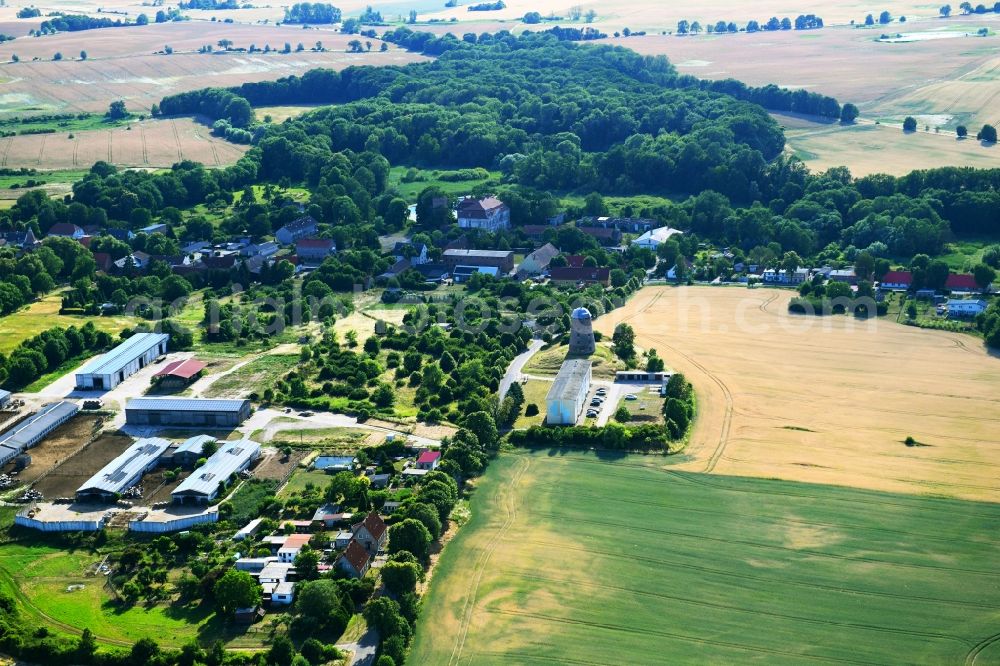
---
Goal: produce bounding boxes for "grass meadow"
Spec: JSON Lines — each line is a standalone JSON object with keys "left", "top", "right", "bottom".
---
{"left": 412, "top": 450, "right": 1000, "bottom": 664}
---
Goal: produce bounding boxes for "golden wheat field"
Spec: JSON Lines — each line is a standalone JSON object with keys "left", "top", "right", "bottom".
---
{"left": 595, "top": 286, "right": 1000, "bottom": 502}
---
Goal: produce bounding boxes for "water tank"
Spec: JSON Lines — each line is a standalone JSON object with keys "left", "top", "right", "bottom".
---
{"left": 568, "top": 307, "right": 596, "bottom": 355}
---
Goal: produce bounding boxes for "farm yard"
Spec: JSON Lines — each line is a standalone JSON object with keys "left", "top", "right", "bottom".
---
{"left": 3, "top": 414, "right": 103, "bottom": 483}
{"left": 413, "top": 451, "right": 1000, "bottom": 664}
{"left": 0, "top": 117, "right": 247, "bottom": 170}
{"left": 32, "top": 431, "right": 134, "bottom": 500}
{"left": 0, "top": 293, "right": 133, "bottom": 355}
{"left": 596, "top": 286, "right": 1000, "bottom": 502}
{"left": 0, "top": 24, "right": 425, "bottom": 118}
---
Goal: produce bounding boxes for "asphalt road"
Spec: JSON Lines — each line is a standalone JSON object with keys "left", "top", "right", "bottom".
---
{"left": 498, "top": 339, "right": 544, "bottom": 400}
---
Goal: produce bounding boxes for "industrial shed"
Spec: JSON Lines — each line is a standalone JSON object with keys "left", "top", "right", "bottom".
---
{"left": 128, "top": 506, "right": 219, "bottom": 533}
{"left": 75, "top": 333, "right": 169, "bottom": 390}
{"left": 75, "top": 437, "right": 170, "bottom": 502}
{"left": 172, "top": 440, "right": 261, "bottom": 504}
{"left": 545, "top": 359, "right": 593, "bottom": 425}
{"left": 0, "top": 401, "right": 79, "bottom": 462}
{"left": 124, "top": 398, "right": 251, "bottom": 427}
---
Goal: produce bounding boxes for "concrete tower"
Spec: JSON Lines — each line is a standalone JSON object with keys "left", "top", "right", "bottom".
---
{"left": 568, "top": 307, "right": 596, "bottom": 356}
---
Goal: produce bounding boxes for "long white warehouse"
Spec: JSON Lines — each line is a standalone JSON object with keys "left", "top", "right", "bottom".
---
{"left": 76, "top": 437, "right": 170, "bottom": 502}
{"left": 75, "top": 332, "right": 169, "bottom": 391}
{"left": 545, "top": 359, "right": 592, "bottom": 425}
{"left": 0, "top": 401, "right": 79, "bottom": 466}
{"left": 172, "top": 439, "right": 260, "bottom": 504}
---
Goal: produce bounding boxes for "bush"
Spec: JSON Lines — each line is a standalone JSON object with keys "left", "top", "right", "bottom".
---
{"left": 524, "top": 403, "right": 539, "bottom": 417}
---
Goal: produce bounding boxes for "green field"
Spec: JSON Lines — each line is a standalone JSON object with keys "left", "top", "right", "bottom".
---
{"left": 411, "top": 451, "right": 1000, "bottom": 664}
{"left": 0, "top": 293, "right": 133, "bottom": 354}
{"left": 387, "top": 166, "right": 501, "bottom": 202}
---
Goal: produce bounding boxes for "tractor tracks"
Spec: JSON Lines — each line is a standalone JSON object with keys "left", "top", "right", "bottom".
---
{"left": 448, "top": 456, "right": 530, "bottom": 666}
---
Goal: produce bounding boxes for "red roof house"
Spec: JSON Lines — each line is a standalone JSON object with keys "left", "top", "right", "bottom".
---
{"left": 351, "top": 512, "right": 388, "bottom": 553}
{"left": 879, "top": 270, "right": 912, "bottom": 289}
{"left": 336, "top": 539, "right": 371, "bottom": 578}
{"left": 945, "top": 273, "right": 980, "bottom": 292}
{"left": 416, "top": 450, "right": 441, "bottom": 470}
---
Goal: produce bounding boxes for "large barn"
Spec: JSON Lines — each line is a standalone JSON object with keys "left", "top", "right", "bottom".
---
{"left": 75, "top": 437, "right": 170, "bottom": 502}
{"left": 124, "top": 398, "right": 251, "bottom": 427}
{"left": 171, "top": 440, "right": 261, "bottom": 504}
{"left": 0, "top": 401, "right": 79, "bottom": 467}
{"left": 75, "top": 333, "right": 169, "bottom": 391}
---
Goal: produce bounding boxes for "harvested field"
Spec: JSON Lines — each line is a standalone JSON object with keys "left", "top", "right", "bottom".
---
{"left": 595, "top": 286, "right": 1000, "bottom": 502}
{"left": 0, "top": 25, "right": 425, "bottom": 117}
{"left": 412, "top": 450, "right": 1000, "bottom": 664}
{"left": 32, "top": 431, "right": 132, "bottom": 500}
{"left": 5, "top": 414, "right": 103, "bottom": 483}
{"left": 0, "top": 117, "right": 247, "bottom": 169}
{"left": 417, "top": 0, "right": 957, "bottom": 30}
{"left": 783, "top": 118, "right": 1000, "bottom": 176}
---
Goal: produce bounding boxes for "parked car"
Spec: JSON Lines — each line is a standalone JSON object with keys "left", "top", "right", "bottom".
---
{"left": 595, "top": 388, "right": 607, "bottom": 396}
{"left": 624, "top": 394, "right": 638, "bottom": 401}
{"left": 586, "top": 410, "right": 599, "bottom": 418}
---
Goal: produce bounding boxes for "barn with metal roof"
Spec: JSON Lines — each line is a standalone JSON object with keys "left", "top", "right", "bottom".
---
{"left": 76, "top": 437, "right": 170, "bottom": 502}
{"left": 0, "top": 401, "right": 79, "bottom": 459}
{"left": 75, "top": 333, "right": 169, "bottom": 391}
{"left": 172, "top": 440, "right": 260, "bottom": 504}
{"left": 125, "top": 398, "right": 251, "bottom": 427}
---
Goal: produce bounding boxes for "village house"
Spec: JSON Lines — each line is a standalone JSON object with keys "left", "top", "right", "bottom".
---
{"left": 351, "top": 511, "right": 388, "bottom": 554}
{"left": 456, "top": 196, "right": 511, "bottom": 233}
{"left": 416, "top": 450, "right": 441, "bottom": 471}
{"left": 879, "top": 270, "right": 913, "bottom": 290}
{"left": 762, "top": 268, "right": 810, "bottom": 285}
{"left": 277, "top": 534, "right": 312, "bottom": 563}
{"left": 47, "top": 223, "right": 84, "bottom": 239}
{"left": 517, "top": 243, "right": 560, "bottom": 278}
{"left": 336, "top": 539, "right": 371, "bottom": 578}
{"left": 295, "top": 237, "right": 336, "bottom": 263}
{"left": 392, "top": 241, "right": 429, "bottom": 265}
{"left": 945, "top": 273, "right": 982, "bottom": 293}
{"left": 947, "top": 299, "right": 988, "bottom": 318}
{"left": 275, "top": 216, "right": 319, "bottom": 245}
{"left": 549, "top": 266, "right": 611, "bottom": 286}
{"left": 0, "top": 229, "right": 38, "bottom": 249}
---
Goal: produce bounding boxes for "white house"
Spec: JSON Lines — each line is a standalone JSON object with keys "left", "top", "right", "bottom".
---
{"left": 275, "top": 216, "right": 318, "bottom": 245}
{"left": 456, "top": 196, "right": 510, "bottom": 233}
{"left": 545, "top": 359, "right": 592, "bottom": 425}
{"left": 271, "top": 581, "right": 295, "bottom": 605}
{"left": 631, "top": 226, "right": 683, "bottom": 250}
{"left": 392, "top": 241, "right": 428, "bottom": 265}
{"left": 947, "top": 299, "right": 988, "bottom": 318}
{"left": 416, "top": 451, "right": 441, "bottom": 470}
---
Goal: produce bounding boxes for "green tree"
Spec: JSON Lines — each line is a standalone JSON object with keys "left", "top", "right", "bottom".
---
{"left": 388, "top": 518, "right": 432, "bottom": 563}
{"left": 614, "top": 405, "right": 630, "bottom": 422}
{"left": 294, "top": 545, "right": 320, "bottom": 580}
{"left": 108, "top": 100, "right": 128, "bottom": 120}
{"left": 267, "top": 636, "right": 295, "bottom": 666}
{"left": 463, "top": 411, "right": 498, "bottom": 452}
{"left": 926, "top": 259, "right": 950, "bottom": 289}
{"left": 840, "top": 103, "right": 859, "bottom": 123}
{"left": 978, "top": 124, "right": 998, "bottom": 143}
{"left": 903, "top": 116, "right": 917, "bottom": 132}
{"left": 612, "top": 323, "right": 636, "bottom": 360}
{"left": 973, "top": 263, "right": 996, "bottom": 291}
{"left": 957, "top": 125, "right": 968, "bottom": 138}
{"left": 400, "top": 501, "right": 442, "bottom": 539}
{"left": 213, "top": 569, "right": 260, "bottom": 616}
{"left": 79, "top": 50, "right": 87, "bottom": 60}
{"left": 381, "top": 559, "right": 421, "bottom": 596}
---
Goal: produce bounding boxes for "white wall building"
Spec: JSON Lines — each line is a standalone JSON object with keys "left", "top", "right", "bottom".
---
{"left": 631, "top": 226, "right": 683, "bottom": 250}
{"left": 545, "top": 359, "right": 593, "bottom": 425}
{"left": 456, "top": 196, "right": 511, "bottom": 233}
{"left": 75, "top": 333, "right": 169, "bottom": 391}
